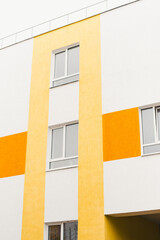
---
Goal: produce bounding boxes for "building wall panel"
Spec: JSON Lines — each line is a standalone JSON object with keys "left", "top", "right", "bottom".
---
{"left": 45, "top": 168, "right": 78, "bottom": 223}
{"left": 0, "top": 175, "right": 24, "bottom": 240}
{"left": 101, "top": 0, "right": 160, "bottom": 218}
{"left": 104, "top": 154, "right": 160, "bottom": 215}
{"left": 48, "top": 82, "right": 79, "bottom": 126}
{"left": 100, "top": 0, "right": 160, "bottom": 114}
{"left": 0, "top": 39, "right": 33, "bottom": 137}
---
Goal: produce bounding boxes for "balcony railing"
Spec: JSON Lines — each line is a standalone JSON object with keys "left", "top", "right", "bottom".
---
{"left": 0, "top": 0, "right": 139, "bottom": 50}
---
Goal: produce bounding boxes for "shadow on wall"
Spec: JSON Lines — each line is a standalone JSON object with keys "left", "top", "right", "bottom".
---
{"left": 105, "top": 215, "right": 160, "bottom": 240}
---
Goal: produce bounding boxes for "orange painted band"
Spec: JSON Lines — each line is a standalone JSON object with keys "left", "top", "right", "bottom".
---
{"left": 0, "top": 132, "right": 27, "bottom": 178}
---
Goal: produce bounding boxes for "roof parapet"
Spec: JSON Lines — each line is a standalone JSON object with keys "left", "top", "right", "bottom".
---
{"left": 0, "top": 0, "right": 139, "bottom": 50}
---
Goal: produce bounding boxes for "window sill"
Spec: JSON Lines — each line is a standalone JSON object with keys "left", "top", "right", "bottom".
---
{"left": 50, "top": 73, "right": 79, "bottom": 88}
{"left": 50, "top": 79, "right": 79, "bottom": 89}
{"left": 141, "top": 151, "right": 160, "bottom": 157}
{"left": 46, "top": 165, "right": 78, "bottom": 172}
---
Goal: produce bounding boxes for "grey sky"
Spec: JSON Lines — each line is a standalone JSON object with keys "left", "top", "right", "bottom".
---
{"left": 0, "top": 0, "right": 101, "bottom": 38}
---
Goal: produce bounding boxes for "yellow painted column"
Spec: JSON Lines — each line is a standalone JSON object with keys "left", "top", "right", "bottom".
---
{"left": 78, "top": 16, "right": 105, "bottom": 240}
{"left": 21, "top": 38, "right": 50, "bottom": 240}
{"left": 21, "top": 15, "right": 104, "bottom": 240}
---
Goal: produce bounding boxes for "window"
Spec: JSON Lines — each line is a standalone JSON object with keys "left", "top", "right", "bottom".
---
{"left": 48, "top": 222, "right": 78, "bottom": 240}
{"left": 51, "top": 45, "right": 79, "bottom": 87}
{"left": 49, "top": 123, "right": 78, "bottom": 170}
{"left": 141, "top": 106, "right": 160, "bottom": 155}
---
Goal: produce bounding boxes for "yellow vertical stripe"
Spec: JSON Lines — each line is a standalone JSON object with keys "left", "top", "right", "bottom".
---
{"left": 78, "top": 16, "right": 105, "bottom": 240}
{"left": 21, "top": 38, "right": 50, "bottom": 239}
{"left": 21, "top": 15, "right": 104, "bottom": 240}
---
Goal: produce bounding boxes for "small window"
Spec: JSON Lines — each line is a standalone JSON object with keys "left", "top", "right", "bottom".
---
{"left": 49, "top": 123, "right": 78, "bottom": 170}
{"left": 64, "top": 222, "right": 78, "bottom": 240}
{"left": 51, "top": 45, "right": 79, "bottom": 87}
{"left": 48, "top": 222, "right": 78, "bottom": 240}
{"left": 48, "top": 225, "right": 61, "bottom": 240}
{"left": 141, "top": 106, "right": 160, "bottom": 155}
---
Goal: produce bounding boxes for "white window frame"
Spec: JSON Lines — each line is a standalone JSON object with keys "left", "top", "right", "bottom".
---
{"left": 46, "top": 222, "right": 63, "bottom": 240}
{"left": 45, "top": 221, "right": 78, "bottom": 240}
{"left": 47, "top": 121, "right": 78, "bottom": 171}
{"left": 50, "top": 43, "right": 80, "bottom": 88}
{"left": 140, "top": 104, "right": 160, "bottom": 156}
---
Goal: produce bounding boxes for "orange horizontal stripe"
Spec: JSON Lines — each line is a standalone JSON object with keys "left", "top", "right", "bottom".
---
{"left": 0, "top": 132, "right": 27, "bottom": 178}
{"left": 103, "top": 107, "right": 141, "bottom": 161}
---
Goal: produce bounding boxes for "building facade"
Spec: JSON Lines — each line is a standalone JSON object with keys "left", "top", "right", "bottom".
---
{"left": 1, "top": 0, "right": 160, "bottom": 239}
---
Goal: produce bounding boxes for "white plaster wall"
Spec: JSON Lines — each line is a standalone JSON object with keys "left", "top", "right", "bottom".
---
{"left": 101, "top": 0, "right": 160, "bottom": 114}
{"left": 0, "top": 175, "right": 24, "bottom": 240}
{"left": 104, "top": 155, "right": 160, "bottom": 215}
{"left": 0, "top": 39, "right": 33, "bottom": 137}
{"left": 45, "top": 168, "right": 78, "bottom": 223}
{"left": 46, "top": 78, "right": 79, "bottom": 223}
{"left": 48, "top": 82, "right": 79, "bottom": 126}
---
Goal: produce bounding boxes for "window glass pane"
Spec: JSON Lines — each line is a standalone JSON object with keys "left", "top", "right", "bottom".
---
{"left": 48, "top": 225, "right": 61, "bottom": 240}
{"left": 64, "top": 222, "right": 78, "bottom": 240}
{"left": 65, "top": 124, "right": 78, "bottom": 157}
{"left": 67, "top": 46, "right": 79, "bottom": 75}
{"left": 141, "top": 108, "right": 155, "bottom": 144}
{"left": 54, "top": 51, "right": 65, "bottom": 78}
{"left": 157, "top": 108, "right": 160, "bottom": 140}
{"left": 52, "top": 128, "right": 63, "bottom": 159}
